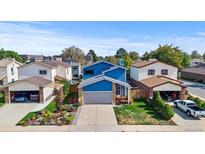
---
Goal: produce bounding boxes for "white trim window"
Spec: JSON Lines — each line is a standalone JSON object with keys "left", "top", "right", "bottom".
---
{"left": 148, "top": 69, "right": 155, "bottom": 75}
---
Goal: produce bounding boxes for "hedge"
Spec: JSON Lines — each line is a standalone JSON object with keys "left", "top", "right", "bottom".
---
{"left": 187, "top": 95, "right": 205, "bottom": 109}
{"left": 151, "top": 92, "right": 174, "bottom": 120}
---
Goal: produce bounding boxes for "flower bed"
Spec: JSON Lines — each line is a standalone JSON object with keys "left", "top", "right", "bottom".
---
{"left": 17, "top": 93, "right": 78, "bottom": 126}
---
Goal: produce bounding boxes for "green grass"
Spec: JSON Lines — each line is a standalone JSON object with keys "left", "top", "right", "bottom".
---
{"left": 0, "top": 92, "right": 5, "bottom": 107}
{"left": 114, "top": 101, "right": 175, "bottom": 125}
{"left": 63, "top": 92, "right": 77, "bottom": 104}
{"left": 17, "top": 100, "right": 57, "bottom": 125}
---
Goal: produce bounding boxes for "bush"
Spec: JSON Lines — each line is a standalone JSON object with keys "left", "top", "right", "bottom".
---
{"left": 152, "top": 91, "right": 174, "bottom": 120}
{"left": 0, "top": 92, "right": 5, "bottom": 103}
{"left": 60, "top": 79, "right": 70, "bottom": 95}
{"left": 161, "top": 104, "right": 175, "bottom": 120}
{"left": 187, "top": 95, "right": 205, "bottom": 109}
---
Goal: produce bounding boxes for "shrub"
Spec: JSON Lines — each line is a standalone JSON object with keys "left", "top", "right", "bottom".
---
{"left": 161, "top": 104, "right": 175, "bottom": 120}
{"left": 60, "top": 79, "right": 70, "bottom": 95}
{"left": 152, "top": 91, "right": 174, "bottom": 120}
{"left": 187, "top": 95, "right": 205, "bottom": 109}
{"left": 0, "top": 92, "right": 5, "bottom": 103}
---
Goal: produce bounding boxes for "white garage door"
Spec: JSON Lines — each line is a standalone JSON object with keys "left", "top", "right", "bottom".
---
{"left": 84, "top": 92, "right": 112, "bottom": 104}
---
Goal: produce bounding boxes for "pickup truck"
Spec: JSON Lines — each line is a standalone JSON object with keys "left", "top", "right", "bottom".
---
{"left": 174, "top": 100, "right": 205, "bottom": 118}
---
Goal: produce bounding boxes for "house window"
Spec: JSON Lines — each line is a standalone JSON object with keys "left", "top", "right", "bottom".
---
{"left": 148, "top": 69, "right": 155, "bottom": 75}
{"left": 11, "top": 79, "right": 14, "bottom": 82}
{"left": 84, "top": 70, "right": 93, "bottom": 75}
{"left": 73, "top": 74, "right": 78, "bottom": 78}
{"left": 116, "top": 84, "right": 121, "bottom": 95}
{"left": 39, "top": 70, "right": 47, "bottom": 75}
{"left": 161, "top": 69, "right": 168, "bottom": 75}
{"left": 11, "top": 67, "right": 14, "bottom": 75}
{"left": 0, "top": 80, "right": 3, "bottom": 85}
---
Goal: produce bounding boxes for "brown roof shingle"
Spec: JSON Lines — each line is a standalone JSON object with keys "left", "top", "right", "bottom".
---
{"left": 139, "top": 75, "right": 182, "bottom": 88}
{"left": 43, "top": 60, "right": 70, "bottom": 68}
{"left": 181, "top": 67, "right": 205, "bottom": 76}
{"left": 132, "top": 60, "right": 158, "bottom": 68}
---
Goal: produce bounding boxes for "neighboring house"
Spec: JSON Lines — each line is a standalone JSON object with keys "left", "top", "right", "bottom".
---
{"left": 180, "top": 63, "right": 205, "bottom": 83}
{"left": 0, "top": 58, "right": 22, "bottom": 86}
{"left": 78, "top": 61, "right": 131, "bottom": 104}
{"left": 130, "top": 59, "right": 186, "bottom": 100}
{"left": 20, "top": 54, "right": 44, "bottom": 63}
{"left": 18, "top": 60, "right": 72, "bottom": 82}
{"left": 84, "top": 53, "right": 93, "bottom": 65}
{"left": 71, "top": 62, "right": 81, "bottom": 79}
{"left": 190, "top": 59, "right": 204, "bottom": 67}
{"left": 3, "top": 60, "right": 71, "bottom": 103}
{"left": 53, "top": 55, "right": 63, "bottom": 62}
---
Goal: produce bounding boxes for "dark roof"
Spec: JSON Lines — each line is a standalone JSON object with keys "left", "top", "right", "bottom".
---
{"left": 43, "top": 60, "right": 70, "bottom": 68}
{"left": 181, "top": 67, "right": 205, "bottom": 76}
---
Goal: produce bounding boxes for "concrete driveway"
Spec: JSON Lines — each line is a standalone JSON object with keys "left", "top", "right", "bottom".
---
{"left": 172, "top": 107, "right": 205, "bottom": 130}
{"left": 0, "top": 103, "right": 37, "bottom": 126}
{"left": 73, "top": 104, "right": 117, "bottom": 126}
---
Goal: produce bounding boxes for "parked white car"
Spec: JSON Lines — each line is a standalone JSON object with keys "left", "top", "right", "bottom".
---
{"left": 174, "top": 100, "right": 205, "bottom": 118}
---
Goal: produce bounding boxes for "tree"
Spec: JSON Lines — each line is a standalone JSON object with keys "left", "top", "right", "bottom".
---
{"left": 115, "top": 48, "right": 128, "bottom": 58}
{"left": 141, "top": 51, "right": 153, "bottom": 60}
{"left": 105, "top": 56, "right": 118, "bottom": 64}
{"left": 203, "top": 52, "right": 205, "bottom": 61}
{"left": 152, "top": 44, "right": 183, "bottom": 69}
{"left": 129, "top": 51, "right": 139, "bottom": 61}
{"left": 62, "top": 46, "right": 85, "bottom": 66}
{"left": 124, "top": 54, "right": 133, "bottom": 68}
{"left": 191, "top": 50, "right": 202, "bottom": 59}
{"left": 0, "top": 48, "right": 23, "bottom": 63}
{"left": 181, "top": 52, "right": 191, "bottom": 68}
{"left": 55, "top": 88, "right": 64, "bottom": 111}
{"left": 87, "top": 49, "right": 98, "bottom": 62}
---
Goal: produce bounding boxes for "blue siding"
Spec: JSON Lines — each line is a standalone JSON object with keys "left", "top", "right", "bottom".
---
{"left": 104, "top": 68, "right": 126, "bottom": 82}
{"left": 83, "top": 62, "right": 113, "bottom": 79}
{"left": 83, "top": 80, "right": 112, "bottom": 91}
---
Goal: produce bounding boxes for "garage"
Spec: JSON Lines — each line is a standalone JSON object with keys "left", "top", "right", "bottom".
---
{"left": 84, "top": 92, "right": 112, "bottom": 104}
{"left": 10, "top": 91, "right": 40, "bottom": 103}
{"left": 4, "top": 76, "right": 54, "bottom": 103}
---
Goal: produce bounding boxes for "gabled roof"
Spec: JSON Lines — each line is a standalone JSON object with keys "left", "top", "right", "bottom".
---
{"left": 132, "top": 60, "right": 177, "bottom": 69}
{"left": 0, "top": 71, "right": 6, "bottom": 80}
{"left": 19, "top": 61, "right": 56, "bottom": 69}
{"left": 43, "top": 60, "right": 70, "bottom": 68}
{"left": 5, "top": 76, "right": 52, "bottom": 87}
{"left": 0, "top": 58, "right": 22, "bottom": 67}
{"left": 139, "top": 75, "right": 184, "bottom": 88}
{"left": 82, "top": 61, "right": 115, "bottom": 69}
{"left": 78, "top": 75, "right": 131, "bottom": 89}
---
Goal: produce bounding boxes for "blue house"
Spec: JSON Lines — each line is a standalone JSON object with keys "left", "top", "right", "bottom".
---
{"left": 78, "top": 61, "right": 131, "bottom": 104}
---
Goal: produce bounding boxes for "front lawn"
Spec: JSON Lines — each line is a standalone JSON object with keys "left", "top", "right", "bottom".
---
{"left": 17, "top": 93, "right": 78, "bottom": 126}
{"left": 114, "top": 100, "right": 175, "bottom": 125}
{"left": 0, "top": 92, "right": 5, "bottom": 107}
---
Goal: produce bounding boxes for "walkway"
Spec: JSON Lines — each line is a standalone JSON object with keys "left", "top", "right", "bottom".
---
{"left": 0, "top": 103, "right": 37, "bottom": 126}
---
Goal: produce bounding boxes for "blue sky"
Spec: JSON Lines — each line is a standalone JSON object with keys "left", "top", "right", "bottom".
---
{"left": 0, "top": 21, "right": 205, "bottom": 56}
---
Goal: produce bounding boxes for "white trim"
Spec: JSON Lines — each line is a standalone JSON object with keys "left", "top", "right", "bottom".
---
{"left": 102, "top": 65, "right": 127, "bottom": 74}
{"left": 83, "top": 91, "right": 112, "bottom": 92}
{"left": 82, "top": 61, "right": 114, "bottom": 69}
{"left": 78, "top": 75, "right": 131, "bottom": 89}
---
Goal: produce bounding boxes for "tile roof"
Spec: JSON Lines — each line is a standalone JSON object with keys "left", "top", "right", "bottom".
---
{"left": 0, "top": 58, "right": 21, "bottom": 67}
{"left": 21, "top": 76, "right": 52, "bottom": 87}
{"left": 43, "top": 60, "right": 70, "bottom": 68}
{"left": 139, "top": 75, "right": 182, "bottom": 88}
{"left": 132, "top": 60, "right": 158, "bottom": 68}
{"left": 19, "top": 61, "right": 55, "bottom": 69}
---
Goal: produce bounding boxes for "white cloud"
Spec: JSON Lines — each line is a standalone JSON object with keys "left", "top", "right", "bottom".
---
{"left": 0, "top": 22, "right": 155, "bottom": 56}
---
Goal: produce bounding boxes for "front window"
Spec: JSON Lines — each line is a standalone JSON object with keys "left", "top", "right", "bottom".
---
{"left": 39, "top": 70, "right": 47, "bottom": 75}
{"left": 148, "top": 69, "right": 155, "bottom": 75}
{"left": 84, "top": 70, "right": 93, "bottom": 75}
{"left": 116, "top": 84, "right": 121, "bottom": 95}
{"left": 11, "top": 67, "right": 14, "bottom": 75}
{"left": 161, "top": 69, "right": 168, "bottom": 75}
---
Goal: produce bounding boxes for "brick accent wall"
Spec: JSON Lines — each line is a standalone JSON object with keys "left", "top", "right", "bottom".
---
{"left": 3, "top": 87, "right": 10, "bottom": 103}
{"left": 78, "top": 88, "right": 83, "bottom": 105}
{"left": 39, "top": 87, "right": 44, "bottom": 103}
{"left": 112, "top": 83, "right": 116, "bottom": 104}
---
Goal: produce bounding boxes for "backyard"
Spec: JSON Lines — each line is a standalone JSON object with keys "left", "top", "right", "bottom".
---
{"left": 114, "top": 100, "right": 175, "bottom": 125}
{"left": 17, "top": 92, "right": 78, "bottom": 126}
